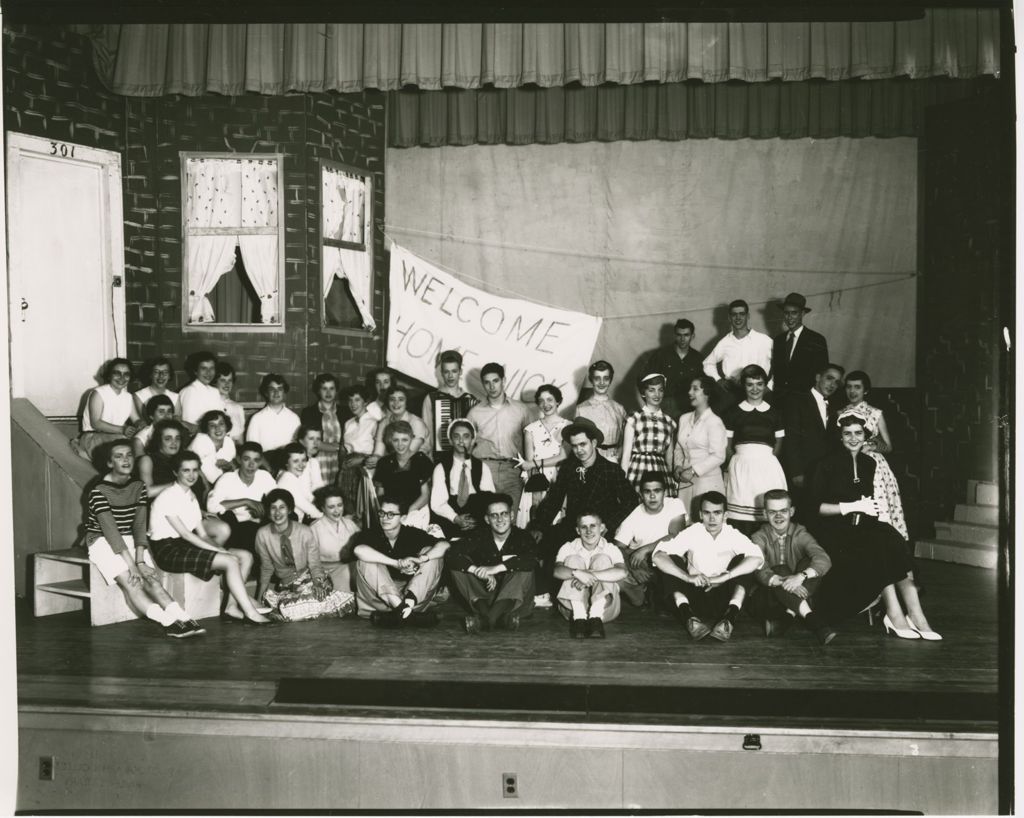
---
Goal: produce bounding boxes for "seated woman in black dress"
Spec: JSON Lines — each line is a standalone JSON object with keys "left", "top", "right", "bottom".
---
{"left": 808, "top": 413, "right": 941, "bottom": 640}
{"left": 373, "top": 420, "right": 434, "bottom": 533}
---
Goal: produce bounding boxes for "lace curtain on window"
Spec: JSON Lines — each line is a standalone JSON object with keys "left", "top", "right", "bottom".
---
{"left": 238, "top": 159, "right": 280, "bottom": 323}
{"left": 184, "top": 158, "right": 242, "bottom": 323}
{"left": 322, "top": 165, "right": 375, "bottom": 330}
{"left": 184, "top": 157, "right": 279, "bottom": 324}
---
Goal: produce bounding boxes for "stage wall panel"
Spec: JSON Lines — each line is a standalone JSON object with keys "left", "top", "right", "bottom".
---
{"left": 386, "top": 138, "right": 917, "bottom": 404}
{"left": 19, "top": 708, "right": 996, "bottom": 812}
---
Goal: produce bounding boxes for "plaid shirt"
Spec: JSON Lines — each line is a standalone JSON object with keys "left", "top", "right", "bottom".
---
{"left": 534, "top": 454, "right": 638, "bottom": 535}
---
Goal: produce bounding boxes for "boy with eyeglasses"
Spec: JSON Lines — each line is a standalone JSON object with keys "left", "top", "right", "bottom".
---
{"left": 352, "top": 497, "right": 450, "bottom": 626}
{"left": 446, "top": 493, "right": 538, "bottom": 633}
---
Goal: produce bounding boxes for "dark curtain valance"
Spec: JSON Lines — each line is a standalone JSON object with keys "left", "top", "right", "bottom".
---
{"left": 388, "top": 76, "right": 998, "bottom": 146}
{"left": 79, "top": 12, "right": 1000, "bottom": 97}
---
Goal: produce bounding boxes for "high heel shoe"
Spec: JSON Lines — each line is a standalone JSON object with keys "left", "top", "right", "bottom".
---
{"left": 882, "top": 614, "right": 921, "bottom": 640}
{"left": 905, "top": 615, "right": 943, "bottom": 641}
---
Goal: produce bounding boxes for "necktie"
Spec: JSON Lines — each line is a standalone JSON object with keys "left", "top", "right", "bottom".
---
{"left": 786, "top": 331, "right": 796, "bottom": 360}
{"left": 280, "top": 531, "right": 295, "bottom": 567}
{"left": 456, "top": 462, "right": 470, "bottom": 508}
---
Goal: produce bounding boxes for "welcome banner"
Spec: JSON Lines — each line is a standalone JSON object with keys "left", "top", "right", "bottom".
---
{"left": 387, "top": 242, "right": 602, "bottom": 406}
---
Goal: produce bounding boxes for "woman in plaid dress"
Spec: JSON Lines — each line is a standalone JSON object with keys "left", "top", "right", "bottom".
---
{"left": 620, "top": 373, "right": 677, "bottom": 495}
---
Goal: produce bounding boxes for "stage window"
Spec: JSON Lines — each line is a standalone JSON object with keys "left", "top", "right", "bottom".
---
{"left": 320, "top": 160, "right": 376, "bottom": 334}
{"left": 180, "top": 153, "right": 285, "bottom": 333}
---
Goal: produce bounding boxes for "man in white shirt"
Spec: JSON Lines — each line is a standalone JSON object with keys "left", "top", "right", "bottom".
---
{"left": 613, "top": 471, "right": 688, "bottom": 607}
{"left": 207, "top": 441, "right": 277, "bottom": 551}
{"left": 653, "top": 490, "right": 763, "bottom": 642}
{"left": 553, "top": 510, "right": 627, "bottom": 639}
{"left": 467, "top": 362, "right": 533, "bottom": 519}
{"left": 429, "top": 419, "right": 495, "bottom": 538}
{"left": 702, "top": 299, "right": 774, "bottom": 411}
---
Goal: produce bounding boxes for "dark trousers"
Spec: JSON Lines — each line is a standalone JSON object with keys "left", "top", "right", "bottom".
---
{"left": 530, "top": 519, "right": 580, "bottom": 596}
{"left": 449, "top": 570, "right": 535, "bottom": 616}
{"left": 658, "top": 554, "right": 751, "bottom": 622}
{"left": 746, "top": 558, "right": 821, "bottom": 622}
{"left": 221, "top": 514, "right": 260, "bottom": 552}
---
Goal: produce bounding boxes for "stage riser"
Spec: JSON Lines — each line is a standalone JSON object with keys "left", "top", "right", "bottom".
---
{"left": 19, "top": 709, "right": 997, "bottom": 813}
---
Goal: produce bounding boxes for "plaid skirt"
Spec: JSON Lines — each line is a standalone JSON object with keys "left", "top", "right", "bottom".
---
{"left": 316, "top": 450, "right": 340, "bottom": 486}
{"left": 149, "top": 537, "right": 218, "bottom": 581}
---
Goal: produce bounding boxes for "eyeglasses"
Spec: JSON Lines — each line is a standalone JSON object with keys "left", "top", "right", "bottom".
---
{"left": 486, "top": 511, "right": 511, "bottom": 519}
{"left": 377, "top": 510, "right": 401, "bottom": 519}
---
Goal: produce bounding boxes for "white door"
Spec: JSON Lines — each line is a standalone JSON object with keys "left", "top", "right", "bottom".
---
{"left": 6, "top": 133, "right": 126, "bottom": 417}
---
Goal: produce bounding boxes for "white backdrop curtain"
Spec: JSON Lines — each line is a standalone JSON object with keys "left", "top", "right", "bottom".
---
{"left": 81, "top": 11, "right": 1000, "bottom": 97}
{"left": 322, "top": 166, "right": 376, "bottom": 330}
{"left": 385, "top": 138, "right": 918, "bottom": 405}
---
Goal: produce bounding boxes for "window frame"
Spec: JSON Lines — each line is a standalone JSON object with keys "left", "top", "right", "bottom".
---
{"left": 319, "top": 158, "right": 375, "bottom": 338}
{"left": 180, "top": 151, "right": 287, "bottom": 335}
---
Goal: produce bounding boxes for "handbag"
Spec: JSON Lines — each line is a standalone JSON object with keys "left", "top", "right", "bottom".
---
{"left": 524, "top": 466, "right": 550, "bottom": 492}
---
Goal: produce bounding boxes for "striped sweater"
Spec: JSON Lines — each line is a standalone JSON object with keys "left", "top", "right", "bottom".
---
{"left": 85, "top": 479, "right": 149, "bottom": 552}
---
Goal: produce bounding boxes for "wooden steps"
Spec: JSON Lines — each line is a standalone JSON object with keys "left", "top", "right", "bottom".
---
{"left": 915, "top": 479, "right": 999, "bottom": 569}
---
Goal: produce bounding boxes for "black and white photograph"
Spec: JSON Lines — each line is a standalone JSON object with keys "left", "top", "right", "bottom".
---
{"left": 0, "top": 0, "right": 1014, "bottom": 813}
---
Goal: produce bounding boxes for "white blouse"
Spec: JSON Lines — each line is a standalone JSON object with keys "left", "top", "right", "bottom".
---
{"left": 676, "top": 409, "right": 727, "bottom": 478}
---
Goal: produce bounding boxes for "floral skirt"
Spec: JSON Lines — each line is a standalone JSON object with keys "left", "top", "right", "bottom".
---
{"left": 264, "top": 569, "right": 356, "bottom": 622}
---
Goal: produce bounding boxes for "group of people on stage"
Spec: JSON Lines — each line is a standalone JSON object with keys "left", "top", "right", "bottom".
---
{"left": 76, "top": 292, "right": 940, "bottom": 645}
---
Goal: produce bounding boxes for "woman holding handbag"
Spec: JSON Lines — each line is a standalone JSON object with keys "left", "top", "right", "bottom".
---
{"left": 516, "top": 384, "right": 570, "bottom": 528}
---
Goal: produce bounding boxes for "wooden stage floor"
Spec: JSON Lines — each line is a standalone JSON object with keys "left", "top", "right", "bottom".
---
{"left": 16, "top": 559, "right": 999, "bottom": 731}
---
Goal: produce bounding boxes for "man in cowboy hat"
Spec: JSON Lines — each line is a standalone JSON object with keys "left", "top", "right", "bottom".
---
{"left": 771, "top": 292, "right": 830, "bottom": 402}
{"left": 527, "top": 416, "right": 639, "bottom": 606}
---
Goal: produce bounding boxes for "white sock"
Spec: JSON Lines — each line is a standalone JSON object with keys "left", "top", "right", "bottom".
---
{"left": 145, "top": 603, "right": 175, "bottom": 626}
{"left": 570, "top": 600, "right": 588, "bottom": 620}
{"left": 798, "top": 600, "right": 812, "bottom": 618}
{"left": 588, "top": 596, "right": 607, "bottom": 620}
{"left": 673, "top": 592, "right": 690, "bottom": 607}
{"left": 165, "top": 602, "right": 189, "bottom": 622}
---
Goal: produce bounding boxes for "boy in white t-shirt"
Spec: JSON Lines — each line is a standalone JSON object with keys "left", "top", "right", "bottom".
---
{"left": 613, "top": 470, "right": 688, "bottom": 607}
{"left": 553, "top": 510, "right": 627, "bottom": 639}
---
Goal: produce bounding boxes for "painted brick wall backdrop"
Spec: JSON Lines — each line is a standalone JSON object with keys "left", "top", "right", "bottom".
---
{"left": 4, "top": 23, "right": 387, "bottom": 408}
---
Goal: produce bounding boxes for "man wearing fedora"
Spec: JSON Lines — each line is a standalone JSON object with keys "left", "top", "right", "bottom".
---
{"left": 528, "top": 416, "right": 639, "bottom": 606}
{"left": 772, "top": 292, "right": 830, "bottom": 404}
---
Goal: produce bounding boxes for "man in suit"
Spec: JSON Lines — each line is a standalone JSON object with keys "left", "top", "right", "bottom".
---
{"left": 771, "top": 293, "right": 829, "bottom": 404}
{"left": 782, "top": 362, "right": 844, "bottom": 515}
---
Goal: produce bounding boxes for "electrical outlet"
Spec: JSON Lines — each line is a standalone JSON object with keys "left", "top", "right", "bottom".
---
{"left": 502, "top": 772, "right": 518, "bottom": 798}
{"left": 38, "top": 756, "right": 54, "bottom": 781}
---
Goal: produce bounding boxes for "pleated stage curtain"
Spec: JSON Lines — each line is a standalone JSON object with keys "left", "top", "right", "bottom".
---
{"left": 388, "top": 76, "right": 997, "bottom": 146}
{"left": 80, "top": 12, "right": 1000, "bottom": 97}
